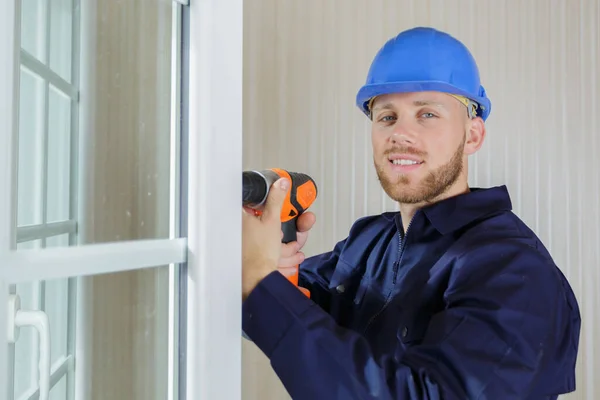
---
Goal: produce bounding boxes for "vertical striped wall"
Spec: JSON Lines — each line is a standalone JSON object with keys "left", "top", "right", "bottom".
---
{"left": 242, "top": 1, "right": 600, "bottom": 399}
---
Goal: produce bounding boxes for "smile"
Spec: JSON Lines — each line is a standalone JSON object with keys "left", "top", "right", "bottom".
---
{"left": 390, "top": 159, "right": 423, "bottom": 166}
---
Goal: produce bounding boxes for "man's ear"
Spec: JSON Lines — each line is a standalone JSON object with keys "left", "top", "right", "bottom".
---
{"left": 464, "top": 117, "right": 486, "bottom": 155}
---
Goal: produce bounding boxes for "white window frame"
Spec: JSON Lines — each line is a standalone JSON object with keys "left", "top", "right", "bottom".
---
{"left": 1, "top": 0, "right": 20, "bottom": 394}
{"left": 12, "top": 0, "right": 81, "bottom": 396}
{"left": 0, "top": 0, "right": 244, "bottom": 399}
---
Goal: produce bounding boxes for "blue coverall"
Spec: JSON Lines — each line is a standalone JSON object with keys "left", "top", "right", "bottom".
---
{"left": 242, "top": 186, "right": 581, "bottom": 399}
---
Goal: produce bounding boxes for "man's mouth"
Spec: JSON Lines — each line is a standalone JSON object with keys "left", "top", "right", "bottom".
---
{"left": 390, "top": 159, "right": 423, "bottom": 166}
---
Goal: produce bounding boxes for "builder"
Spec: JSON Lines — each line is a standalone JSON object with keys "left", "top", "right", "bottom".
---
{"left": 241, "top": 27, "right": 581, "bottom": 400}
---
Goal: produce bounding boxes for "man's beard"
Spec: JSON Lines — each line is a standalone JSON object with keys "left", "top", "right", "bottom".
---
{"left": 375, "top": 134, "right": 465, "bottom": 204}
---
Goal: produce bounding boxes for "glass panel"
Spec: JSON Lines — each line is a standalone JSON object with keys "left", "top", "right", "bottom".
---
{"left": 85, "top": 265, "right": 170, "bottom": 399}
{"left": 45, "top": 276, "right": 69, "bottom": 367}
{"left": 17, "top": 0, "right": 177, "bottom": 245}
{"left": 17, "top": 67, "right": 45, "bottom": 227}
{"left": 21, "top": 0, "right": 47, "bottom": 62}
{"left": 72, "top": 0, "right": 175, "bottom": 245}
{"left": 50, "top": 0, "right": 73, "bottom": 82}
{"left": 13, "top": 264, "right": 171, "bottom": 400}
{"left": 45, "top": 235, "right": 71, "bottom": 368}
{"left": 46, "top": 232, "right": 71, "bottom": 248}
{"left": 47, "top": 85, "right": 72, "bottom": 223}
{"left": 14, "top": 240, "right": 43, "bottom": 399}
{"left": 49, "top": 373, "right": 67, "bottom": 400}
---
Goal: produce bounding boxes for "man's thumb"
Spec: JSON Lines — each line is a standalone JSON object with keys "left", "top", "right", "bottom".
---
{"left": 263, "top": 178, "right": 289, "bottom": 222}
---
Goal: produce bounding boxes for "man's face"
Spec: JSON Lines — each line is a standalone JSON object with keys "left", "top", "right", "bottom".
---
{"left": 370, "top": 91, "right": 484, "bottom": 205}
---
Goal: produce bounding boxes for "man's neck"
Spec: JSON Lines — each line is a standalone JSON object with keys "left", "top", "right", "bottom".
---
{"left": 398, "top": 182, "right": 471, "bottom": 234}
{"left": 398, "top": 204, "right": 419, "bottom": 234}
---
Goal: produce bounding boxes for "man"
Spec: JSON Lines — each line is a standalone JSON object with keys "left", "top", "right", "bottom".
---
{"left": 241, "top": 27, "right": 581, "bottom": 400}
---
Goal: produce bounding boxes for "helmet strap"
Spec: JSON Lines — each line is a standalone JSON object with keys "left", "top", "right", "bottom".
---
{"left": 366, "top": 93, "right": 479, "bottom": 120}
{"left": 449, "top": 94, "right": 478, "bottom": 119}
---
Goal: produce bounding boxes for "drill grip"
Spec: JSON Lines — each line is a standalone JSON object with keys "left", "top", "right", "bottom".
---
{"left": 281, "top": 220, "right": 297, "bottom": 244}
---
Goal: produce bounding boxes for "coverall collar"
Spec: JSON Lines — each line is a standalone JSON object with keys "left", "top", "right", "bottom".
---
{"left": 397, "top": 185, "right": 513, "bottom": 236}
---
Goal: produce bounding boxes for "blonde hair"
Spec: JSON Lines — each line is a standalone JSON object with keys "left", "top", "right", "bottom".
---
{"left": 367, "top": 93, "right": 479, "bottom": 119}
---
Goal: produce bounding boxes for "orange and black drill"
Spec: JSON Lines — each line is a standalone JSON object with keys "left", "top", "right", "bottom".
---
{"left": 242, "top": 168, "right": 318, "bottom": 298}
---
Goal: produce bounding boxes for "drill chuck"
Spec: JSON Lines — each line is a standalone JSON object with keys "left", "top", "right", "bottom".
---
{"left": 242, "top": 170, "right": 280, "bottom": 207}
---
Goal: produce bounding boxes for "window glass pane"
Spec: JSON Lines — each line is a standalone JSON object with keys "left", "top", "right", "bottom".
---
{"left": 18, "top": 0, "right": 178, "bottom": 246}
{"left": 50, "top": 0, "right": 73, "bottom": 82}
{"left": 14, "top": 236, "right": 73, "bottom": 399}
{"left": 49, "top": 373, "right": 67, "bottom": 400}
{"left": 74, "top": 0, "right": 175, "bottom": 245}
{"left": 45, "top": 276, "right": 69, "bottom": 368}
{"left": 47, "top": 85, "right": 72, "bottom": 223}
{"left": 17, "top": 67, "right": 45, "bottom": 227}
{"left": 14, "top": 240, "right": 43, "bottom": 399}
{"left": 46, "top": 234, "right": 71, "bottom": 368}
{"left": 21, "top": 0, "right": 47, "bottom": 62}
{"left": 85, "top": 265, "right": 171, "bottom": 399}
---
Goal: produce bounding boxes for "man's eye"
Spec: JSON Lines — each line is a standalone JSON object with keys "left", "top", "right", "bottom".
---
{"left": 380, "top": 115, "right": 396, "bottom": 122}
{"left": 421, "top": 112, "right": 436, "bottom": 119}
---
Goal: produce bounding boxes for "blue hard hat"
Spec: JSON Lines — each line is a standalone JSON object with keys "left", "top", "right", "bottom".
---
{"left": 356, "top": 27, "right": 491, "bottom": 121}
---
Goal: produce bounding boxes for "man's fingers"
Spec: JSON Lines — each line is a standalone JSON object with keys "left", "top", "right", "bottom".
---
{"left": 280, "top": 241, "right": 299, "bottom": 258}
{"left": 296, "top": 212, "right": 316, "bottom": 233}
{"left": 277, "top": 252, "right": 305, "bottom": 268}
{"left": 293, "top": 212, "right": 316, "bottom": 249}
{"left": 241, "top": 208, "right": 254, "bottom": 221}
{"left": 296, "top": 231, "right": 309, "bottom": 249}
{"left": 262, "top": 178, "right": 289, "bottom": 222}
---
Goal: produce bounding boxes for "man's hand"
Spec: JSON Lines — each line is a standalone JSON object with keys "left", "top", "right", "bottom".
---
{"left": 278, "top": 211, "right": 316, "bottom": 267}
{"left": 242, "top": 177, "right": 290, "bottom": 300}
{"left": 277, "top": 211, "right": 316, "bottom": 279}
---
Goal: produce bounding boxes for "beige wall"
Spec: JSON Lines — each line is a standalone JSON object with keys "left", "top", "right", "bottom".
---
{"left": 78, "top": 0, "right": 173, "bottom": 398}
{"left": 242, "top": 1, "right": 600, "bottom": 399}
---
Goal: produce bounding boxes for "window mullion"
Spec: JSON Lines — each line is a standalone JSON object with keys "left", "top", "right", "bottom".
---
{"left": 17, "top": 220, "right": 77, "bottom": 243}
{"left": 69, "top": 0, "right": 81, "bottom": 250}
{"left": 66, "top": 2, "right": 81, "bottom": 399}
{"left": 19, "top": 51, "right": 77, "bottom": 101}
{"left": 0, "top": 238, "right": 187, "bottom": 284}
{"left": 41, "top": 0, "right": 52, "bottom": 249}
{"left": 19, "top": 354, "right": 73, "bottom": 400}
{"left": 41, "top": 81, "right": 49, "bottom": 247}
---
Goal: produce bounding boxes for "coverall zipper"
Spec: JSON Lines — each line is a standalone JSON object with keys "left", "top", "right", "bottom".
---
{"left": 362, "top": 214, "right": 414, "bottom": 334}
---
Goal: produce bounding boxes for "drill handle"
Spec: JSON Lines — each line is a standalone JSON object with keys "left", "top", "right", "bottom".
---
{"left": 281, "top": 220, "right": 297, "bottom": 244}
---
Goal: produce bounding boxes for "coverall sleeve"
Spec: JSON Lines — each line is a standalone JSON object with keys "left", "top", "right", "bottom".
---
{"left": 241, "top": 240, "right": 573, "bottom": 400}
{"left": 297, "top": 238, "right": 347, "bottom": 310}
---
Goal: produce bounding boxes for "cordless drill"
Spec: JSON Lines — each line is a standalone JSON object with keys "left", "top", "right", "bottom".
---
{"left": 242, "top": 168, "right": 318, "bottom": 298}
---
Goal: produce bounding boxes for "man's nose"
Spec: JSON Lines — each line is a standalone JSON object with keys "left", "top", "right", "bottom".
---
{"left": 390, "top": 122, "right": 416, "bottom": 145}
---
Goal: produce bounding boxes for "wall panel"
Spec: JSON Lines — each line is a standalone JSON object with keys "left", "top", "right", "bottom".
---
{"left": 242, "top": 1, "right": 600, "bottom": 399}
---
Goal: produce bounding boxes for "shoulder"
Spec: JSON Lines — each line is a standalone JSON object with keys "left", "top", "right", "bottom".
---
{"left": 348, "top": 211, "right": 397, "bottom": 232}
{"left": 447, "top": 210, "right": 581, "bottom": 355}
{"left": 343, "top": 212, "right": 398, "bottom": 244}
{"left": 321, "top": 212, "right": 398, "bottom": 266}
{"left": 456, "top": 209, "right": 552, "bottom": 261}
{"left": 450, "top": 210, "right": 572, "bottom": 300}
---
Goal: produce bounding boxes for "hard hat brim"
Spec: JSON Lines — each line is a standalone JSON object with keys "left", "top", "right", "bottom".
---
{"left": 356, "top": 80, "right": 491, "bottom": 121}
